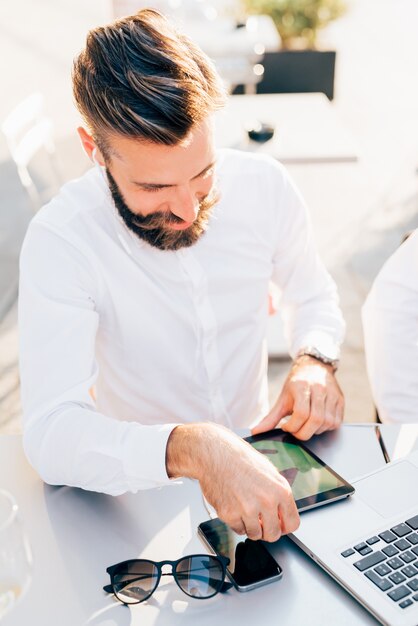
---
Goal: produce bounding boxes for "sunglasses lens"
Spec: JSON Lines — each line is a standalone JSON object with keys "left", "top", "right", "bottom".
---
{"left": 175, "top": 555, "right": 224, "bottom": 598}
{"left": 112, "top": 560, "right": 159, "bottom": 604}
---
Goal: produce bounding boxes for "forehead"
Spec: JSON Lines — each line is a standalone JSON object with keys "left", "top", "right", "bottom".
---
{"left": 107, "top": 118, "right": 214, "bottom": 184}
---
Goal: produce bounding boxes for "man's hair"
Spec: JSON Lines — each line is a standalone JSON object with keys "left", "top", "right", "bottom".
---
{"left": 72, "top": 9, "right": 226, "bottom": 158}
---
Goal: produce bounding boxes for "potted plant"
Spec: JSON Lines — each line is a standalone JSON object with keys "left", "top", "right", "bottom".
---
{"left": 240, "top": 0, "right": 347, "bottom": 100}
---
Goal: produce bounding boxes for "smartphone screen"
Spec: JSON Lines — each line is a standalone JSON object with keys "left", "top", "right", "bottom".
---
{"left": 198, "top": 518, "right": 282, "bottom": 591}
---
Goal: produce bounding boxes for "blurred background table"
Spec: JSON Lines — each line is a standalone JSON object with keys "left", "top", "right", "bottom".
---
{"left": 214, "top": 93, "right": 358, "bottom": 165}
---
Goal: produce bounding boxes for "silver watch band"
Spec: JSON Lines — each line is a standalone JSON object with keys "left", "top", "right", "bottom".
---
{"left": 295, "top": 347, "right": 339, "bottom": 371}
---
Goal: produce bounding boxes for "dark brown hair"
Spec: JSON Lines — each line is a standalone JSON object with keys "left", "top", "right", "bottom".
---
{"left": 72, "top": 9, "right": 226, "bottom": 158}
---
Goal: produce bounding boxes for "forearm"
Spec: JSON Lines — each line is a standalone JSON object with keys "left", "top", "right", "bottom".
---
{"left": 166, "top": 422, "right": 234, "bottom": 481}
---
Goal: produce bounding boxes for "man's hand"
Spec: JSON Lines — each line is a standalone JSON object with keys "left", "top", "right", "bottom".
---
{"left": 252, "top": 355, "right": 344, "bottom": 440}
{"left": 166, "top": 423, "right": 299, "bottom": 542}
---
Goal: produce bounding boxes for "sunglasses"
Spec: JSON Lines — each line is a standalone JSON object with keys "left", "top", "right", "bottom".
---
{"left": 104, "top": 554, "right": 233, "bottom": 604}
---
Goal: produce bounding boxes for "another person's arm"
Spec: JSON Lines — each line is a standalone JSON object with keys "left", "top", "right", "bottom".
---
{"left": 253, "top": 161, "right": 345, "bottom": 439}
{"left": 362, "top": 230, "right": 418, "bottom": 423}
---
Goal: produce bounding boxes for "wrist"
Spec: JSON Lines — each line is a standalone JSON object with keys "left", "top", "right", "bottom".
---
{"left": 166, "top": 422, "right": 221, "bottom": 481}
{"left": 293, "top": 354, "right": 336, "bottom": 374}
{"left": 294, "top": 346, "right": 339, "bottom": 372}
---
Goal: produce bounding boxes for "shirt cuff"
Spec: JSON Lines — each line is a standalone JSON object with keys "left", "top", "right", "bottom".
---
{"left": 291, "top": 331, "right": 341, "bottom": 361}
{"left": 122, "top": 422, "right": 180, "bottom": 491}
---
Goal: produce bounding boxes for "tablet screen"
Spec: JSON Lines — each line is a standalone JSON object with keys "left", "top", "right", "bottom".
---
{"left": 245, "top": 430, "right": 354, "bottom": 511}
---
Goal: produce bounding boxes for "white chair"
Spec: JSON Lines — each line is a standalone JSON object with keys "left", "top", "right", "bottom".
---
{"left": 1, "top": 93, "right": 61, "bottom": 211}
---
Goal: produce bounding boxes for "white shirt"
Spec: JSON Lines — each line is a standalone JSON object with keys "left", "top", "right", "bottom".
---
{"left": 362, "top": 229, "right": 418, "bottom": 423}
{"left": 19, "top": 149, "right": 345, "bottom": 495}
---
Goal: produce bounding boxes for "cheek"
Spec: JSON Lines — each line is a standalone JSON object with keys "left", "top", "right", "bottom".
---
{"left": 125, "top": 190, "right": 168, "bottom": 216}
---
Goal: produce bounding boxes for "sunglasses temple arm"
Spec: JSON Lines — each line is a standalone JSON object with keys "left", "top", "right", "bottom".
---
{"left": 220, "top": 580, "right": 234, "bottom": 593}
{"left": 103, "top": 584, "right": 113, "bottom": 593}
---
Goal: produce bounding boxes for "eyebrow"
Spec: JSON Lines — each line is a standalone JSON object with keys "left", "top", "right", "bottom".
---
{"left": 130, "top": 161, "right": 216, "bottom": 190}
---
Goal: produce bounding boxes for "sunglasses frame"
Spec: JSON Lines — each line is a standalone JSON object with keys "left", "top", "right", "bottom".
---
{"left": 104, "top": 553, "right": 232, "bottom": 604}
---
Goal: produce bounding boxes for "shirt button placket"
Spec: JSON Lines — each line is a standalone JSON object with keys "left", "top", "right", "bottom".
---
{"left": 176, "top": 249, "right": 232, "bottom": 428}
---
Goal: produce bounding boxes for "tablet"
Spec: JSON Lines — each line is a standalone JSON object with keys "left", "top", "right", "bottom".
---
{"left": 245, "top": 429, "right": 354, "bottom": 512}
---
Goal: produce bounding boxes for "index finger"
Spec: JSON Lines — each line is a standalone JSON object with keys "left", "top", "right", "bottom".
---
{"left": 276, "top": 486, "right": 300, "bottom": 535}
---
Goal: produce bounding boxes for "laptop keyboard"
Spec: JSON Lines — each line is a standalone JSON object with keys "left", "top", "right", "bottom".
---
{"left": 341, "top": 514, "right": 418, "bottom": 611}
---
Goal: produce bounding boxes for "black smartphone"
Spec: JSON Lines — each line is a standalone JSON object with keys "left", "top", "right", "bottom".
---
{"left": 198, "top": 518, "right": 282, "bottom": 592}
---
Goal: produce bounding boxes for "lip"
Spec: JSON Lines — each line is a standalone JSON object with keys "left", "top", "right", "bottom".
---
{"left": 167, "top": 221, "right": 193, "bottom": 231}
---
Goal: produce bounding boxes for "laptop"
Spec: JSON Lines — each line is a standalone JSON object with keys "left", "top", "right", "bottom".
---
{"left": 290, "top": 449, "right": 418, "bottom": 626}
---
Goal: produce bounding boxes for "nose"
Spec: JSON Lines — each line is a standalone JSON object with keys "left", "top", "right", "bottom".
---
{"left": 169, "top": 185, "right": 199, "bottom": 224}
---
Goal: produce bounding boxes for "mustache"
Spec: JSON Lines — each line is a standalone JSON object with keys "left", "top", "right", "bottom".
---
{"left": 126, "top": 189, "right": 218, "bottom": 232}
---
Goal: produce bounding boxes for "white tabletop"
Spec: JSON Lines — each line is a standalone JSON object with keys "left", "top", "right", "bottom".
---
{"left": 214, "top": 93, "right": 359, "bottom": 165}
{"left": 3, "top": 425, "right": 416, "bottom": 626}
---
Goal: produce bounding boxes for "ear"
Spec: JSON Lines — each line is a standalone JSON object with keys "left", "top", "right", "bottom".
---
{"left": 77, "top": 127, "right": 105, "bottom": 165}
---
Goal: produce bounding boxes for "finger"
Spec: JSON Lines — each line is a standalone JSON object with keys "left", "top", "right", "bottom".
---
{"left": 242, "top": 515, "right": 263, "bottom": 541}
{"left": 335, "top": 398, "right": 345, "bottom": 425}
{"left": 259, "top": 508, "right": 282, "bottom": 543}
{"left": 251, "top": 400, "right": 287, "bottom": 435}
{"left": 281, "top": 386, "right": 311, "bottom": 434}
{"left": 315, "top": 396, "right": 337, "bottom": 435}
{"left": 277, "top": 490, "right": 300, "bottom": 535}
{"left": 292, "top": 384, "right": 326, "bottom": 440}
{"left": 227, "top": 518, "right": 246, "bottom": 535}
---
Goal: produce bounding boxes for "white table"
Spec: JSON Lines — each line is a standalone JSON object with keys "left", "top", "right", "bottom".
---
{"left": 214, "top": 93, "right": 358, "bottom": 165}
{"left": 3, "top": 425, "right": 417, "bottom": 626}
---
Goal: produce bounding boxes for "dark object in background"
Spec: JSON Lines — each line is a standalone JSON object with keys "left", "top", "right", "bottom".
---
{"left": 234, "top": 50, "right": 336, "bottom": 101}
{"left": 247, "top": 122, "right": 275, "bottom": 143}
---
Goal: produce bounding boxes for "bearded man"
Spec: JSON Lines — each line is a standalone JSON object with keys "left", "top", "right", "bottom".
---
{"left": 19, "top": 9, "right": 345, "bottom": 542}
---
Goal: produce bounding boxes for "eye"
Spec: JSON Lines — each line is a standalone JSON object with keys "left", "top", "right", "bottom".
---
{"left": 201, "top": 167, "right": 215, "bottom": 179}
{"left": 140, "top": 186, "right": 162, "bottom": 193}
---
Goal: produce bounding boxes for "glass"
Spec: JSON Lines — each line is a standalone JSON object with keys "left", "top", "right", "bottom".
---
{"left": 0, "top": 490, "right": 32, "bottom": 620}
{"left": 104, "top": 554, "right": 231, "bottom": 604}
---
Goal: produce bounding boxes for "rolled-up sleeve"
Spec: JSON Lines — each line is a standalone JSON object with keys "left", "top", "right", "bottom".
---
{"left": 19, "top": 220, "right": 178, "bottom": 495}
{"left": 270, "top": 164, "right": 345, "bottom": 359}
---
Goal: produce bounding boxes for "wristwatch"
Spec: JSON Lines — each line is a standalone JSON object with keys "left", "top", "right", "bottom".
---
{"left": 295, "top": 346, "right": 339, "bottom": 372}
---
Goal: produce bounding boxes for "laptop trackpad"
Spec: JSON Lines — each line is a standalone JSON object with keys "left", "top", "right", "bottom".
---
{"left": 355, "top": 461, "right": 418, "bottom": 518}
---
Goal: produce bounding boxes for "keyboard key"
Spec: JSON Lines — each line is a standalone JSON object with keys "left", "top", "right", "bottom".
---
{"left": 354, "top": 551, "right": 386, "bottom": 572}
{"left": 354, "top": 542, "right": 368, "bottom": 552}
{"left": 401, "top": 566, "right": 417, "bottom": 578}
{"left": 406, "top": 579, "right": 418, "bottom": 591}
{"left": 411, "top": 546, "right": 418, "bottom": 557}
{"left": 389, "top": 571, "right": 406, "bottom": 584}
{"left": 399, "top": 598, "right": 413, "bottom": 609}
{"left": 366, "top": 536, "right": 379, "bottom": 545}
{"left": 341, "top": 548, "right": 355, "bottom": 557}
{"left": 383, "top": 545, "right": 399, "bottom": 557}
{"left": 379, "top": 530, "right": 397, "bottom": 543}
{"left": 388, "top": 557, "right": 404, "bottom": 569}
{"left": 405, "top": 515, "right": 418, "bottom": 531}
{"left": 391, "top": 523, "right": 413, "bottom": 537}
{"left": 400, "top": 551, "right": 417, "bottom": 564}
{"left": 387, "top": 585, "right": 411, "bottom": 602}
{"left": 359, "top": 546, "right": 372, "bottom": 556}
{"left": 413, "top": 593, "right": 418, "bottom": 601}
{"left": 394, "top": 539, "right": 411, "bottom": 551}
{"left": 407, "top": 533, "right": 418, "bottom": 545}
{"left": 365, "top": 570, "right": 393, "bottom": 591}
{"left": 374, "top": 563, "right": 391, "bottom": 576}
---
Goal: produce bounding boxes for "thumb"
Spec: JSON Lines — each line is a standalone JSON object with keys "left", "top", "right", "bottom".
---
{"left": 251, "top": 396, "right": 290, "bottom": 435}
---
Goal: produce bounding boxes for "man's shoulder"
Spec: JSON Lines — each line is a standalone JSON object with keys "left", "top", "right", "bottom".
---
{"left": 32, "top": 167, "right": 107, "bottom": 232}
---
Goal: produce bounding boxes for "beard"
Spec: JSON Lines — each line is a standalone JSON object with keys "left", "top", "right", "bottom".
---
{"left": 106, "top": 168, "right": 219, "bottom": 251}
